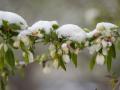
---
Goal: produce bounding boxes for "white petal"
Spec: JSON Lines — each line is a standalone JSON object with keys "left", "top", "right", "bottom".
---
{"left": 62, "top": 54, "right": 70, "bottom": 63}
{"left": 61, "top": 43, "right": 69, "bottom": 53}
{"left": 28, "top": 51, "right": 34, "bottom": 63}
{"left": 102, "top": 40, "right": 107, "bottom": 48}
{"left": 96, "top": 54, "right": 105, "bottom": 65}
{"left": 53, "top": 60, "right": 58, "bottom": 68}
{"left": 13, "top": 40, "right": 20, "bottom": 48}
{"left": 3, "top": 44, "right": 8, "bottom": 52}
{"left": 102, "top": 48, "right": 107, "bottom": 55}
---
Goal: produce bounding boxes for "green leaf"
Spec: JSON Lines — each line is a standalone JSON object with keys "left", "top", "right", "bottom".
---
{"left": 52, "top": 25, "right": 59, "bottom": 30}
{"left": 110, "top": 44, "right": 116, "bottom": 58}
{"left": 0, "top": 46, "right": 5, "bottom": 70}
{"left": 70, "top": 52, "right": 77, "bottom": 67}
{"left": 106, "top": 49, "right": 112, "bottom": 72}
{"left": 20, "top": 41, "right": 28, "bottom": 53}
{"left": 5, "top": 47, "right": 15, "bottom": 68}
{"left": 89, "top": 53, "right": 97, "bottom": 70}
{"left": 9, "top": 23, "right": 21, "bottom": 30}
{"left": 58, "top": 56, "right": 66, "bottom": 71}
{"left": 0, "top": 79, "right": 5, "bottom": 90}
{"left": 23, "top": 52, "right": 29, "bottom": 64}
{"left": 2, "top": 20, "right": 8, "bottom": 27}
{"left": 106, "top": 56, "right": 112, "bottom": 72}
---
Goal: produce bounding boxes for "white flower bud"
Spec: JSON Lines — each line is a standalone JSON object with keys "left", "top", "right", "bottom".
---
{"left": 3, "top": 44, "right": 8, "bottom": 52}
{"left": 96, "top": 54, "right": 105, "bottom": 65}
{"left": 23, "top": 51, "right": 34, "bottom": 63}
{"left": 108, "top": 42, "right": 112, "bottom": 47}
{"left": 50, "top": 50, "right": 56, "bottom": 58}
{"left": 57, "top": 49, "right": 62, "bottom": 55}
{"left": 61, "top": 43, "right": 69, "bottom": 54}
{"left": 28, "top": 51, "right": 34, "bottom": 63}
{"left": 111, "top": 37, "right": 116, "bottom": 42}
{"left": 49, "top": 44, "right": 56, "bottom": 51}
{"left": 74, "top": 48, "right": 80, "bottom": 54}
{"left": 53, "top": 59, "right": 58, "bottom": 68}
{"left": 62, "top": 54, "right": 70, "bottom": 63}
{"left": 102, "top": 48, "right": 107, "bottom": 55}
{"left": 0, "top": 43, "right": 3, "bottom": 49}
{"left": 102, "top": 40, "right": 107, "bottom": 48}
{"left": 21, "top": 36, "right": 30, "bottom": 46}
{"left": 13, "top": 40, "right": 20, "bottom": 48}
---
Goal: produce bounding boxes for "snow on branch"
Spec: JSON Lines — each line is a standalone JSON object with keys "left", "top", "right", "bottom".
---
{"left": 0, "top": 10, "right": 120, "bottom": 90}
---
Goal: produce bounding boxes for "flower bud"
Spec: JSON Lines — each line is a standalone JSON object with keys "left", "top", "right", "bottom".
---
{"left": 62, "top": 54, "right": 70, "bottom": 63}
{"left": 61, "top": 43, "right": 69, "bottom": 54}
{"left": 13, "top": 40, "right": 20, "bottom": 48}
{"left": 96, "top": 54, "right": 105, "bottom": 65}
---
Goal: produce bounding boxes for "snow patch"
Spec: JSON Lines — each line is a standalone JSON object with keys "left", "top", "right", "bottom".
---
{"left": 56, "top": 24, "right": 87, "bottom": 42}
{"left": 29, "top": 20, "right": 58, "bottom": 34}
{"left": 0, "top": 11, "right": 28, "bottom": 29}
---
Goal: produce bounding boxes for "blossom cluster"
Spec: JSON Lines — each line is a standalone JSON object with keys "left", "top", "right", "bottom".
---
{"left": 0, "top": 11, "right": 119, "bottom": 72}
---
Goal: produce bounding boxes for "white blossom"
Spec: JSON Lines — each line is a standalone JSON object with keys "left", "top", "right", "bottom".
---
{"left": 108, "top": 42, "right": 112, "bottom": 46}
{"left": 28, "top": 51, "right": 34, "bottom": 63}
{"left": 49, "top": 44, "right": 56, "bottom": 51}
{"left": 0, "top": 43, "right": 3, "bottom": 49}
{"left": 56, "top": 24, "right": 87, "bottom": 42}
{"left": 101, "top": 40, "right": 108, "bottom": 48}
{"left": 23, "top": 51, "right": 34, "bottom": 63}
{"left": 53, "top": 59, "right": 58, "bottom": 68}
{"left": 61, "top": 43, "right": 69, "bottom": 53}
{"left": 0, "top": 11, "right": 28, "bottom": 29}
{"left": 13, "top": 40, "right": 20, "bottom": 48}
{"left": 3, "top": 44, "right": 8, "bottom": 52}
{"left": 89, "top": 44, "right": 101, "bottom": 54}
{"left": 50, "top": 50, "right": 56, "bottom": 58}
{"left": 96, "top": 54, "right": 105, "bottom": 65}
{"left": 62, "top": 54, "right": 70, "bottom": 63}
{"left": 57, "top": 49, "right": 62, "bottom": 55}
{"left": 17, "top": 30, "right": 31, "bottom": 46}
{"left": 102, "top": 48, "right": 108, "bottom": 55}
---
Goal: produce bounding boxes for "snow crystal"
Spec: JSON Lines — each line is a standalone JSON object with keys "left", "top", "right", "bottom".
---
{"left": 0, "top": 11, "right": 28, "bottom": 29}
{"left": 56, "top": 24, "right": 87, "bottom": 42}
{"left": 29, "top": 21, "right": 58, "bottom": 34}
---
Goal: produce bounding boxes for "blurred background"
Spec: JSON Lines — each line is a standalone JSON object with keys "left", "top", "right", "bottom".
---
{"left": 1, "top": 0, "right": 120, "bottom": 90}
